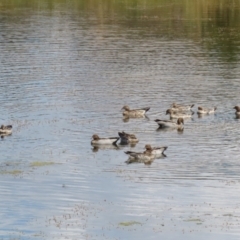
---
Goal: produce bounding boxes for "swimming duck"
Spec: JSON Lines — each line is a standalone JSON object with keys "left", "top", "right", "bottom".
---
{"left": 0, "top": 125, "right": 12, "bottom": 135}
{"left": 233, "top": 106, "right": 240, "bottom": 117}
{"left": 171, "top": 103, "right": 194, "bottom": 111}
{"left": 197, "top": 106, "right": 217, "bottom": 114}
{"left": 118, "top": 131, "right": 139, "bottom": 145}
{"left": 121, "top": 105, "right": 150, "bottom": 117}
{"left": 91, "top": 134, "right": 119, "bottom": 145}
{"left": 125, "top": 144, "right": 154, "bottom": 164}
{"left": 166, "top": 109, "right": 194, "bottom": 119}
{"left": 155, "top": 118, "right": 184, "bottom": 129}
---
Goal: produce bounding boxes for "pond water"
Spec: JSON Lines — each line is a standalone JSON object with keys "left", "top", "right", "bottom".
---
{"left": 1, "top": 0, "right": 240, "bottom": 239}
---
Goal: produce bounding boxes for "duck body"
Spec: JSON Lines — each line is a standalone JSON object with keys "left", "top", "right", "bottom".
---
{"left": 125, "top": 150, "right": 154, "bottom": 164}
{"left": 118, "top": 131, "right": 139, "bottom": 145}
{"left": 171, "top": 103, "right": 194, "bottom": 111}
{"left": 91, "top": 134, "right": 119, "bottom": 145}
{"left": 197, "top": 107, "right": 217, "bottom": 114}
{"left": 166, "top": 109, "right": 193, "bottom": 119}
{"left": 155, "top": 118, "right": 184, "bottom": 129}
{"left": 151, "top": 146, "right": 168, "bottom": 158}
{"left": 0, "top": 125, "right": 12, "bottom": 135}
{"left": 122, "top": 105, "right": 150, "bottom": 117}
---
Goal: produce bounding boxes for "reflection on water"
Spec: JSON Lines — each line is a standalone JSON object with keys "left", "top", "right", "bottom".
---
{"left": 91, "top": 144, "right": 120, "bottom": 152}
{"left": 1, "top": 0, "right": 240, "bottom": 239}
{"left": 122, "top": 115, "right": 150, "bottom": 122}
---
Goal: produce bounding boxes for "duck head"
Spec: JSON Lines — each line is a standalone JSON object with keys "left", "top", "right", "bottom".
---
{"left": 234, "top": 106, "right": 240, "bottom": 111}
{"left": 145, "top": 144, "right": 152, "bottom": 151}
{"left": 166, "top": 109, "right": 173, "bottom": 115}
{"left": 198, "top": 107, "right": 203, "bottom": 110}
{"left": 92, "top": 134, "right": 100, "bottom": 140}
{"left": 177, "top": 118, "right": 184, "bottom": 125}
{"left": 121, "top": 105, "right": 130, "bottom": 111}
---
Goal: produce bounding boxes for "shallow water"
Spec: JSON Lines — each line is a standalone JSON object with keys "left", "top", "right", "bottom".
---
{"left": 1, "top": 0, "right": 240, "bottom": 239}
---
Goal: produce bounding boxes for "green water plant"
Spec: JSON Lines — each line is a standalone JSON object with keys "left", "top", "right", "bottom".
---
{"left": 30, "top": 161, "right": 55, "bottom": 167}
{"left": 0, "top": 170, "right": 22, "bottom": 175}
{"left": 119, "top": 221, "right": 142, "bottom": 226}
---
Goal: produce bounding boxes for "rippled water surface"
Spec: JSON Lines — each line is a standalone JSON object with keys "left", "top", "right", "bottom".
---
{"left": 1, "top": 1, "right": 240, "bottom": 239}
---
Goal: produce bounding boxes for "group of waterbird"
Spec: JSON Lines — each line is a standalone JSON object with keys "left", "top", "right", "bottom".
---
{"left": 1, "top": 103, "right": 239, "bottom": 155}
{"left": 91, "top": 103, "right": 240, "bottom": 164}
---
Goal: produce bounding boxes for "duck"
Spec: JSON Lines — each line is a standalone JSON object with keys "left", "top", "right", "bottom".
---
{"left": 155, "top": 118, "right": 184, "bottom": 129}
{"left": 233, "top": 106, "right": 240, "bottom": 117}
{"left": 166, "top": 109, "right": 194, "bottom": 119}
{"left": 197, "top": 106, "right": 217, "bottom": 114}
{"left": 91, "top": 134, "right": 119, "bottom": 145}
{"left": 171, "top": 103, "right": 194, "bottom": 111}
{"left": 125, "top": 144, "right": 154, "bottom": 164}
{"left": 121, "top": 105, "right": 150, "bottom": 117}
{"left": 118, "top": 131, "right": 139, "bottom": 145}
{"left": 0, "top": 125, "right": 12, "bottom": 135}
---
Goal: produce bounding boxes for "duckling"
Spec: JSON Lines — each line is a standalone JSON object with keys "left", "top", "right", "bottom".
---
{"left": 91, "top": 134, "right": 119, "bottom": 145}
{"left": 197, "top": 106, "right": 217, "bottom": 114}
{"left": 166, "top": 109, "right": 194, "bottom": 119}
{"left": 118, "top": 131, "right": 139, "bottom": 145}
{"left": 0, "top": 125, "right": 12, "bottom": 135}
{"left": 121, "top": 105, "right": 150, "bottom": 117}
{"left": 155, "top": 118, "right": 184, "bottom": 129}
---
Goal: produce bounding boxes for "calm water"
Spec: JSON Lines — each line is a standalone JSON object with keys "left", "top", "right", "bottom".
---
{"left": 1, "top": 1, "right": 240, "bottom": 239}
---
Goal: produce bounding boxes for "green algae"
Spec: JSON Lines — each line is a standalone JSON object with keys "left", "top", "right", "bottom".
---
{"left": 223, "top": 213, "right": 233, "bottom": 217}
{"left": 1, "top": 170, "right": 22, "bottom": 175}
{"left": 30, "top": 161, "right": 55, "bottom": 167}
{"left": 184, "top": 218, "right": 203, "bottom": 223}
{"left": 119, "top": 221, "right": 142, "bottom": 226}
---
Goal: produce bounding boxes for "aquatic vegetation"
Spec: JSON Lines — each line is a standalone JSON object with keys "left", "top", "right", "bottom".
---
{"left": 119, "top": 221, "right": 142, "bottom": 226}
{"left": 0, "top": 170, "right": 22, "bottom": 175}
{"left": 223, "top": 213, "right": 233, "bottom": 217}
{"left": 30, "top": 161, "right": 55, "bottom": 167}
{"left": 184, "top": 218, "right": 203, "bottom": 224}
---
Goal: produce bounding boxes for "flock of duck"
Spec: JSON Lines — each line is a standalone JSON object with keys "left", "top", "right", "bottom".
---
{"left": 1, "top": 104, "right": 240, "bottom": 161}
{"left": 91, "top": 104, "right": 240, "bottom": 164}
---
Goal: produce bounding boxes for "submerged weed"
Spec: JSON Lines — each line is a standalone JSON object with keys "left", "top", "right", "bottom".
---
{"left": 30, "top": 161, "right": 55, "bottom": 167}
{"left": 1, "top": 170, "right": 22, "bottom": 175}
{"left": 119, "top": 221, "right": 142, "bottom": 226}
{"left": 184, "top": 218, "right": 203, "bottom": 223}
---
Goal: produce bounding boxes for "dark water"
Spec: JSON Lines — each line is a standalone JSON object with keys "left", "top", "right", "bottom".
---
{"left": 1, "top": 1, "right": 240, "bottom": 239}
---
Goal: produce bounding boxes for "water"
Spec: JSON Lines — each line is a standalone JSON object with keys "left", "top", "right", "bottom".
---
{"left": 0, "top": 0, "right": 240, "bottom": 239}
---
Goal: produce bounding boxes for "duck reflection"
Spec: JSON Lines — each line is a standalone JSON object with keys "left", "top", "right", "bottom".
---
{"left": 0, "top": 133, "right": 12, "bottom": 139}
{"left": 91, "top": 144, "right": 120, "bottom": 152}
{"left": 122, "top": 115, "right": 150, "bottom": 123}
{"left": 156, "top": 127, "right": 184, "bottom": 134}
{"left": 125, "top": 157, "right": 154, "bottom": 165}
